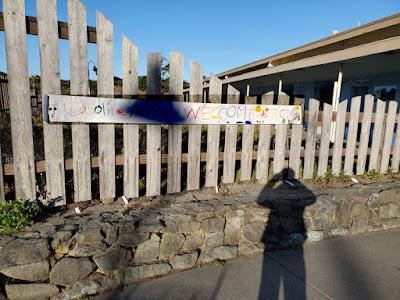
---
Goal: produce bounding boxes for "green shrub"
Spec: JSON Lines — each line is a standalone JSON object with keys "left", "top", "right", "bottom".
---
{"left": 0, "top": 200, "right": 40, "bottom": 234}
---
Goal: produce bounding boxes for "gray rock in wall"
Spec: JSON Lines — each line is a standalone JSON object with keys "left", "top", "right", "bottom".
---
{"left": 224, "top": 216, "right": 241, "bottom": 245}
{"left": 351, "top": 219, "right": 368, "bottom": 234}
{"left": 203, "top": 232, "right": 224, "bottom": 249}
{"left": 196, "top": 211, "right": 215, "bottom": 222}
{"left": 51, "top": 231, "right": 73, "bottom": 250}
{"left": 134, "top": 234, "right": 160, "bottom": 264}
{"left": 76, "top": 228, "right": 104, "bottom": 245}
{"left": 208, "top": 246, "right": 237, "bottom": 260}
{"left": 50, "top": 257, "right": 96, "bottom": 286}
{"left": 6, "top": 283, "right": 59, "bottom": 300}
{"left": 0, "top": 260, "right": 49, "bottom": 282}
{"left": 93, "top": 244, "right": 128, "bottom": 274}
{"left": 118, "top": 263, "right": 172, "bottom": 285}
{"left": 68, "top": 242, "right": 107, "bottom": 257}
{"left": 201, "top": 218, "right": 225, "bottom": 233}
{"left": 181, "top": 231, "right": 204, "bottom": 253}
{"left": 240, "top": 222, "right": 265, "bottom": 244}
{"left": 159, "top": 233, "right": 185, "bottom": 260}
{"left": 170, "top": 253, "right": 198, "bottom": 270}
{"left": 379, "top": 204, "right": 399, "bottom": 219}
{"left": 103, "top": 226, "right": 118, "bottom": 245}
{"left": 238, "top": 241, "right": 264, "bottom": 256}
{"left": 0, "top": 239, "right": 50, "bottom": 269}
{"left": 177, "top": 222, "right": 201, "bottom": 233}
{"left": 117, "top": 231, "right": 149, "bottom": 247}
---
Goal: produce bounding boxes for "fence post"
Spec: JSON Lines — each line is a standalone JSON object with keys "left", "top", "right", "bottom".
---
{"left": 380, "top": 101, "right": 398, "bottom": 173}
{"left": 331, "top": 100, "right": 348, "bottom": 175}
{"left": 289, "top": 97, "right": 304, "bottom": 179}
{"left": 369, "top": 99, "right": 385, "bottom": 171}
{"left": 187, "top": 60, "right": 203, "bottom": 190}
{"left": 146, "top": 52, "right": 162, "bottom": 196}
{"left": 273, "top": 93, "right": 289, "bottom": 178}
{"left": 122, "top": 36, "right": 139, "bottom": 198}
{"left": 97, "top": 12, "right": 115, "bottom": 203}
{"left": 222, "top": 85, "right": 240, "bottom": 184}
{"left": 0, "top": 144, "right": 4, "bottom": 201}
{"left": 391, "top": 113, "right": 400, "bottom": 173}
{"left": 240, "top": 96, "right": 256, "bottom": 181}
{"left": 344, "top": 96, "right": 361, "bottom": 175}
{"left": 303, "top": 99, "right": 319, "bottom": 179}
{"left": 256, "top": 92, "right": 273, "bottom": 183}
{"left": 205, "top": 75, "right": 222, "bottom": 187}
{"left": 167, "top": 52, "right": 184, "bottom": 193}
{"left": 356, "top": 95, "right": 374, "bottom": 175}
{"left": 68, "top": 0, "right": 92, "bottom": 202}
{"left": 37, "top": 0, "right": 66, "bottom": 205}
{"left": 317, "top": 102, "right": 333, "bottom": 177}
{"left": 3, "top": 0, "right": 36, "bottom": 200}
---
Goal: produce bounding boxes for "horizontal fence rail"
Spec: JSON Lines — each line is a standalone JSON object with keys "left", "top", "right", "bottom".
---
{"left": 1, "top": 0, "right": 400, "bottom": 205}
{"left": 0, "top": 11, "right": 97, "bottom": 43}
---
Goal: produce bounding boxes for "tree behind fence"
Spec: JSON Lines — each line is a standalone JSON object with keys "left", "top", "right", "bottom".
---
{"left": 1, "top": 0, "right": 400, "bottom": 204}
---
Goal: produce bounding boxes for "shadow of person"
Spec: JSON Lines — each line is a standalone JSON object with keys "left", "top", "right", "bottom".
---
{"left": 257, "top": 168, "right": 316, "bottom": 300}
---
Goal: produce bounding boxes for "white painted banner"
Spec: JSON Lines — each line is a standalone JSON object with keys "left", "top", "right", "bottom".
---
{"left": 45, "top": 95, "right": 302, "bottom": 125}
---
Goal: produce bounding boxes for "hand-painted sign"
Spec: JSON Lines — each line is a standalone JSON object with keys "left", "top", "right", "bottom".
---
{"left": 45, "top": 95, "right": 302, "bottom": 125}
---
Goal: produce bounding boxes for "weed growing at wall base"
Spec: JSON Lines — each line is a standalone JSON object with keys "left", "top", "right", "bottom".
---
{"left": 0, "top": 200, "right": 40, "bottom": 234}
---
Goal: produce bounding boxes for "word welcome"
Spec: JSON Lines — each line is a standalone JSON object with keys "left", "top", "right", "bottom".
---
{"left": 46, "top": 95, "right": 302, "bottom": 125}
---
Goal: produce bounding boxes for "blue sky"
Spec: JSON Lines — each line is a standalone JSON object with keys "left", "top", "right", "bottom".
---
{"left": 0, "top": 0, "right": 399, "bottom": 80}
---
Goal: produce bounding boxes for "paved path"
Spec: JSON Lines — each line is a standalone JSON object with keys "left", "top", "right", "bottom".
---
{"left": 97, "top": 229, "right": 400, "bottom": 300}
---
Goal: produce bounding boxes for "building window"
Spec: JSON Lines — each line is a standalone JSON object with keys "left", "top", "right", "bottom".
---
{"left": 373, "top": 85, "right": 397, "bottom": 101}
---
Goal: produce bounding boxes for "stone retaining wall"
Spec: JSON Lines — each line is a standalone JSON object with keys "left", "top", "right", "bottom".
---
{"left": 0, "top": 180, "right": 399, "bottom": 299}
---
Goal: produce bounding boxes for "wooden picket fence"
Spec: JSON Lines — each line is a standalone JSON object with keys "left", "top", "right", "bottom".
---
{"left": 1, "top": 0, "right": 400, "bottom": 205}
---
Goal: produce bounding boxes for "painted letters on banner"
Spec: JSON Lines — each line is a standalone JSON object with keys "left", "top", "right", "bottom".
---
{"left": 46, "top": 95, "right": 302, "bottom": 125}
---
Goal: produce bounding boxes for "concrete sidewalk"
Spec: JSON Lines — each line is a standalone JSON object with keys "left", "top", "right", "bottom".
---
{"left": 97, "top": 229, "right": 400, "bottom": 300}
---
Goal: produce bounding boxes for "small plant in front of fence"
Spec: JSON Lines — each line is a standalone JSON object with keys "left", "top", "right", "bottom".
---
{"left": 0, "top": 199, "right": 40, "bottom": 234}
{"left": 363, "top": 169, "right": 380, "bottom": 181}
{"left": 338, "top": 169, "right": 352, "bottom": 183}
{"left": 311, "top": 169, "right": 349, "bottom": 187}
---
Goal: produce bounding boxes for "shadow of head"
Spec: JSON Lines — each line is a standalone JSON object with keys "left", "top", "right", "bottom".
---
{"left": 123, "top": 98, "right": 186, "bottom": 124}
{"left": 256, "top": 168, "right": 316, "bottom": 250}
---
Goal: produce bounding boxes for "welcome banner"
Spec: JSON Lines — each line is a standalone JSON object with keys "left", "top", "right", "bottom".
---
{"left": 46, "top": 95, "right": 302, "bottom": 125}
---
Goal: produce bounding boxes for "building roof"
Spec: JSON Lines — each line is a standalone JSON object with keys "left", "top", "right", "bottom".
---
{"left": 203, "top": 13, "right": 400, "bottom": 85}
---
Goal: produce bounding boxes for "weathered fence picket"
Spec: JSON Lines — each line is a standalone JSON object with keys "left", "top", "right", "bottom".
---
{"left": 240, "top": 96, "right": 256, "bottom": 181}
{"left": 37, "top": 0, "right": 66, "bottom": 204}
{"left": 273, "top": 93, "right": 290, "bottom": 177}
{"left": 380, "top": 101, "right": 398, "bottom": 173}
{"left": 0, "top": 144, "right": 4, "bottom": 201}
{"left": 369, "top": 99, "right": 385, "bottom": 171}
{"left": 344, "top": 96, "right": 361, "bottom": 175}
{"left": 3, "top": 0, "right": 36, "bottom": 200}
{"left": 317, "top": 102, "right": 333, "bottom": 177}
{"left": 356, "top": 95, "right": 374, "bottom": 175}
{"left": 187, "top": 60, "right": 203, "bottom": 190}
{"left": 122, "top": 36, "right": 139, "bottom": 198}
{"left": 303, "top": 98, "right": 319, "bottom": 179}
{"left": 97, "top": 12, "right": 115, "bottom": 202}
{"left": 331, "top": 100, "right": 348, "bottom": 175}
{"left": 146, "top": 53, "right": 162, "bottom": 196}
{"left": 167, "top": 52, "right": 184, "bottom": 194}
{"left": 391, "top": 116, "right": 400, "bottom": 173}
{"left": 256, "top": 92, "right": 273, "bottom": 183}
{"left": 205, "top": 75, "right": 222, "bottom": 187}
{"left": 69, "top": 0, "right": 92, "bottom": 202}
{"left": 222, "top": 85, "right": 240, "bottom": 184}
{"left": 288, "top": 97, "right": 303, "bottom": 179}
